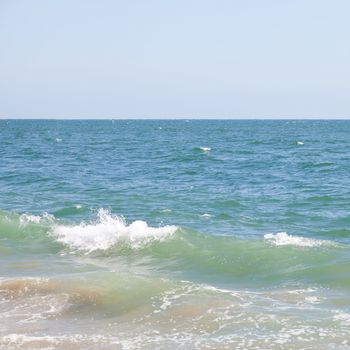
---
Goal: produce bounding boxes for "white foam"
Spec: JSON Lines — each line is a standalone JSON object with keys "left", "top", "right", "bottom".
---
{"left": 333, "top": 312, "right": 350, "bottom": 325}
{"left": 51, "top": 209, "right": 177, "bottom": 252}
{"left": 19, "top": 212, "right": 54, "bottom": 226}
{"left": 200, "top": 213, "right": 212, "bottom": 218}
{"left": 297, "top": 141, "right": 304, "bottom": 145}
{"left": 264, "top": 232, "right": 331, "bottom": 247}
{"left": 305, "top": 296, "right": 320, "bottom": 304}
{"left": 200, "top": 147, "right": 211, "bottom": 152}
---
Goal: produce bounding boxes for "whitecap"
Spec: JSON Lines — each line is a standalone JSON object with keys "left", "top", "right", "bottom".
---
{"left": 200, "top": 147, "right": 211, "bottom": 152}
{"left": 297, "top": 141, "right": 304, "bottom": 145}
{"left": 264, "top": 232, "right": 332, "bottom": 247}
{"left": 19, "top": 212, "right": 54, "bottom": 226}
{"left": 51, "top": 209, "right": 177, "bottom": 252}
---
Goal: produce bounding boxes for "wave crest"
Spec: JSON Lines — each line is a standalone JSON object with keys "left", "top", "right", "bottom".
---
{"left": 51, "top": 209, "right": 178, "bottom": 252}
{"left": 19, "top": 213, "right": 54, "bottom": 226}
{"left": 264, "top": 232, "right": 333, "bottom": 247}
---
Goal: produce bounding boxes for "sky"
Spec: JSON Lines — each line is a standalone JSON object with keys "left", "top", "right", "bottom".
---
{"left": 0, "top": 0, "right": 349, "bottom": 119}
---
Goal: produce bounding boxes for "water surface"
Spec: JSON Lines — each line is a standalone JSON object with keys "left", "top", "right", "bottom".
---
{"left": 1, "top": 120, "right": 350, "bottom": 349}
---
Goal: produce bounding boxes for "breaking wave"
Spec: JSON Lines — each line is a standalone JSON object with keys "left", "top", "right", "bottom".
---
{"left": 0, "top": 209, "right": 348, "bottom": 288}
{"left": 264, "top": 232, "right": 335, "bottom": 247}
{"left": 19, "top": 212, "right": 54, "bottom": 226}
{"left": 51, "top": 209, "right": 178, "bottom": 252}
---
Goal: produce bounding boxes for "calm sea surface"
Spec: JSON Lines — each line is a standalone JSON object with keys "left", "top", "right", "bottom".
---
{"left": 1, "top": 120, "right": 350, "bottom": 349}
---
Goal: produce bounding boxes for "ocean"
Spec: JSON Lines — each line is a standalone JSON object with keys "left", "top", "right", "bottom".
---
{"left": 0, "top": 119, "right": 350, "bottom": 349}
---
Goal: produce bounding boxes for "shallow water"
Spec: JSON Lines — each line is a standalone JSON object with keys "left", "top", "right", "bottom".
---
{"left": 1, "top": 120, "right": 350, "bottom": 349}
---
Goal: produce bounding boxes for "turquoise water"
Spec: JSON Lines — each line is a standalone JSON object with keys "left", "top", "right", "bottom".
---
{"left": 1, "top": 119, "right": 350, "bottom": 349}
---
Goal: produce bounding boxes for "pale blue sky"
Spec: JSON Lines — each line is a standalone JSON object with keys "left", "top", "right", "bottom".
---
{"left": 1, "top": 0, "right": 349, "bottom": 118}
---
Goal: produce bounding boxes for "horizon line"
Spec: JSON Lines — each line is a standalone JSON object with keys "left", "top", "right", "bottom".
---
{"left": 1, "top": 117, "right": 350, "bottom": 121}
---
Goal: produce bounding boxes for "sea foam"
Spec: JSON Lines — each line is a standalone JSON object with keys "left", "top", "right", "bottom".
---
{"left": 264, "top": 232, "right": 332, "bottom": 247}
{"left": 19, "top": 212, "right": 54, "bottom": 226}
{"left": 200, "top": 147, "right": 211, "bottom": 152}
{"left": 52, "top": 209, "right": 177, "bottom": 252}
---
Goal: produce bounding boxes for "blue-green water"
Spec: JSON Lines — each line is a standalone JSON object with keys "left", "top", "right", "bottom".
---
{"left": 1, "top": 120, "right": 350, "bottom": 349}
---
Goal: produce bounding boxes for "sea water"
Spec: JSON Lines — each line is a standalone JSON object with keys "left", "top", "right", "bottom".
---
{"left": 0, "top": 119, "right": 350, "bottom": 349}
